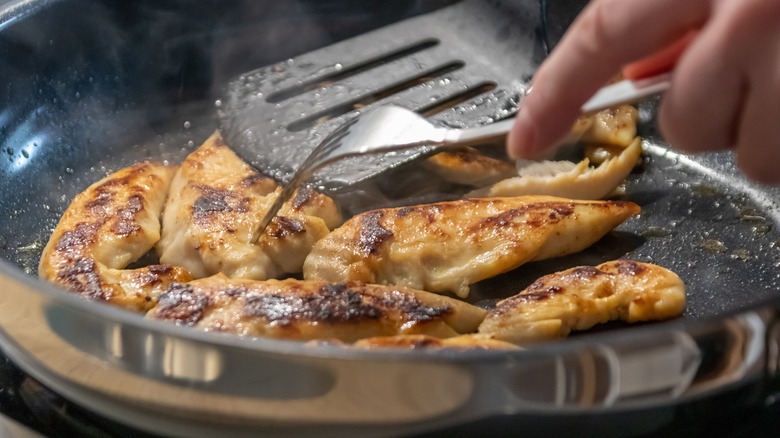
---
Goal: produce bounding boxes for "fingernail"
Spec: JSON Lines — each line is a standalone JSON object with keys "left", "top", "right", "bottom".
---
{"left": 507, "top": 108, "right": 537, "bottom": 160}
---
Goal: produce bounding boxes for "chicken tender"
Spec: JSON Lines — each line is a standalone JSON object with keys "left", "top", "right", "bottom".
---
{"left": 424, "top": 148, "right": 517, "bottom": 186}
{"left": 158, "top": 131, "right": 342, "bottom": 280}
{"left": 478, "top": 260, "right": 685, "bottom": 345}
{"left": 580, "top": 105, "right": 639, "bottom": 147}
{"left": 39, "top": 162, "right": 191, "bottom": 311}
{"left": 467, "top": 138, "right": 641, "bottom": 200}
{"left": 304, "top": 196, "right": 640, "bottom": 298}
{"left": 146, "top": 274, "right": 486, "bottom": 342}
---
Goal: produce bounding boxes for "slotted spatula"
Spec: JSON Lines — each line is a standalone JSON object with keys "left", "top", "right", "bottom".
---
{"left": 218, "top": 0, "right": 544, "bottom": 190}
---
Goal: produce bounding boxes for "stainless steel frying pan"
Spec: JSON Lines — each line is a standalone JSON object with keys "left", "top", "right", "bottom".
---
{"left": 1, "top": 0, "right": 779, "bottom": 436}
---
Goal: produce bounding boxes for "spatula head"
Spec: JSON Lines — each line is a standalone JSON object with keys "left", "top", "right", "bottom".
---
{"left": 218, "top": 0, "right": 545, "bottom": 192}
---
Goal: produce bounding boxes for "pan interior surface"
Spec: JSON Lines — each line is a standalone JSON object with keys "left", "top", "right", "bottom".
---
{"left": 1, "top": 0, "right": 779, "bottom": 323}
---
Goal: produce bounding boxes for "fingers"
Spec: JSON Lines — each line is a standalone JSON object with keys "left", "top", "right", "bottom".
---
{"left": 732, "top": 1, "right": 780, "bottom": 183}
{"left": 622, "top": 30, "right": 698, "bottom": 80}
{"left": 508, "top": 0, "right": 710, "bottom": 159}
{"left": 657, "top": 0, "right": 780, "bottom": 183}
{"left": 657, "top": 12, "right": 745, "bottom": 153}
{"left": 736, "top": 62, "right": 780, "bottom": 184}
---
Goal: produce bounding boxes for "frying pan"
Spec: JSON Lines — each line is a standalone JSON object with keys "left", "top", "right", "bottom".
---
{"left": 1, "top": 0, "right": 780, "bottom": 436}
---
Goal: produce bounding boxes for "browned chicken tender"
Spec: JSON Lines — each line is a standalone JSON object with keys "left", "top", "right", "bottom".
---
{"left": 424, "top": 148, "right": 517, "bottom": 186}
{"left": 146, "top": 274, "right": 486, "bottom": 342}
{"left": 39, "top": 162, "right": 191, "bottom": 311}
{"left": 478, "top": 261, "right": 685, "bottom": 345}
{"left": 304, "top": 196, "right": 640, "bottom": 298}
{"left": 157, "top": 131, "right": 342, "bottom": 280}
{"left": 580, "top": 105, "right": 639, "bottom": 147}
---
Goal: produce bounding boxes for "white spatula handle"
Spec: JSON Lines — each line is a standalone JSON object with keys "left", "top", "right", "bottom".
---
{"left": 447, "top": 72, "right": 671, "bottom": 147}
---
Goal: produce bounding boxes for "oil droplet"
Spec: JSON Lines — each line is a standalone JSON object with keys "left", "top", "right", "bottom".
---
{"left": 641, "top": 227, "right": 673, "bottom": 238}
{"left": 187, "top": 140, "right": 195, "bottom": 147}
{"left": 692, "top": 183, "right": 721, "bottom": 198}
{"left": 16, "top": 240, "right": 43, "bottom": 252}
{"left": 730, "top": 249, "right": 752, "bottom": 261}
{"left": 183, "top": 121, "right": 191, "bottom": 129}
{"left": 695, "top": 239, "right": 727, "bottom": 254}
{"left": 753, "top": 223, "right": 773, "bottom": 235}
{"left": 214, "top": 99, "right": 223, "bottom": 108}
{"left": 64, "top": 167, "right": 74, "bottom": 175}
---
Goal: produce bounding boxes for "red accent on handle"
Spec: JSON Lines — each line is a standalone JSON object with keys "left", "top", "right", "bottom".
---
{"left": 622, "top": 31, "right": 698, "bottom": 80}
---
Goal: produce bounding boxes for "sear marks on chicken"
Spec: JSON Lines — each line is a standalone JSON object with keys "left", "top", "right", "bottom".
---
{"left": 157, "top": 131, "right": 342, "bottom": 280}
{"left": 303, "top": 196, "right": 640, "bottom": 298}
{"left": 146, "top": 274, "right": 486, "bottom": 343}
{"left": 39, "top": 162, "right": 192, "bottom": 311}
{"left": 478, "top": 260, "right": 685, "bottom": 345}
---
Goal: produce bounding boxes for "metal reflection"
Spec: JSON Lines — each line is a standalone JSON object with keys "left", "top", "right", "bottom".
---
{"left": 161, "top": 338, "right": 224, "bottom": 382}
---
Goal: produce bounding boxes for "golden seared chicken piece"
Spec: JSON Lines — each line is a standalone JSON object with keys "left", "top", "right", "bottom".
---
{"left": 146, "top": 274, "right": 486, "bottom": 342}
{"left": 424, "top": 148, "right": 517, "bottom": 186}
{"left": 158, "top": 132, "right": 341, "bottom": 280}
{"left": 39, "top": 163, "right": 191, "bottom": 312}
{"left": 580, "top": 105, "right": 639, "bottom": 147}
{"left": 478, "top": 261, "right": 685, "bottom": 345}
{"left": 353, "top": 334, "right": 518, "bottom": 350}
{"left": 304, "top": 196, "right": 640, "bottom": 298}
{"left": 467, "top": 138, "right": 641, "bottom": 200}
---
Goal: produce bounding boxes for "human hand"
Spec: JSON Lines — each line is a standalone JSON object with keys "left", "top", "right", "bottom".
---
{"left": 507, "top": 0, "right": 780, "bottom": 183}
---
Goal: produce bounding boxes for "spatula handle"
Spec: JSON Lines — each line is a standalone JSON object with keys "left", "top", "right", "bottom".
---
{"left": 446, "top": 118, "right": 515, "bottom": 148}
{"left": 447, "top": 69, "right": 671, "bottom": 148}
{"left": 580, "top": 73, "right": 671, "bottom": 114}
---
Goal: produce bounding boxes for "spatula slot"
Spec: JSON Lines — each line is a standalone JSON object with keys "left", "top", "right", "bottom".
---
{"left": 266, "top": 39, "right": 440, "bottom": 104}
{"left": 286, "top": 61, "right": 465, "bottom": 132}
{"left": 417, "top": 82, "right": 498, "bottom": 117}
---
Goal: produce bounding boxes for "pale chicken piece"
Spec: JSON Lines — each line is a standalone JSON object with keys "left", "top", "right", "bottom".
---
{"left": 423, "top": 116, "right": 595, "bottom": 188}
{"left": 146, "top": 274, "right": 486, "bottom": 342}
{"left": 584, "top": 143, "right": 630, "bottom": 165}
{"left": 304, "top": 196, "right": 640, "bottom": 298}
{"left": 478, "top": 260, "right": 685, "bottom": 345}
{"left": 39, "top": 162, "right": 192, "bottom": 312}
{"left": 466, "top": 138, "right": 641, "bottom": 199}
{"left": 423, "top": 148, "right": 517, "bottom": 187}
{"left": 158, "top": 131, "right": 342, "bottom": 280}
{"left": 353, "top": 334, "right": 518, "bottom": 350}
{"left": 580, "top": 105, "right": 639, "bottom": 147}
